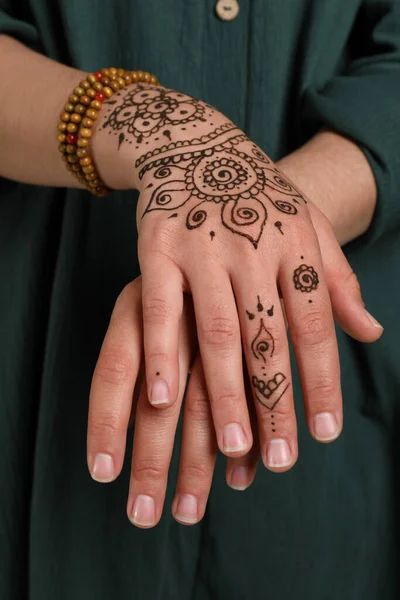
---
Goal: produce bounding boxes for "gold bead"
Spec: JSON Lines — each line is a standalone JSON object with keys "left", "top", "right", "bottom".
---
{"left": 110, "top": 80, "right": 120, "bottom": 92}
{"left": 64, "top": 103, "right": 75, "bottom": 113}
{"left": 103, "top": 86, "right": 113, "bottom": 98}
{"left": 59, "top": 143, "right": 66, "bottom": 153}
{"left": 87, "top": 74, "right": 97, "bottom": 85}
{"left": 62, "top": 155, "right": 69, "bottom": 163}
{"left": 76, "top": 148, "right": 89, "bottom": 158}
{"left": 143, "top": 72, "right": 151, "bottom": 83}
{"left": 131, "top": 71, "right": 138, "bottom": 82}
{"left": 90, "top": 100, "right": 102, "bottom": 111}
{"left": 80, "top": 95, "right": 91, "bottom": 106}
{"left": 150, "top": 75, "right": 157, "bottom": 85}
{"left": 86, "top": 109, "right": 98, "bottom": 120}
{"left": 70, "top": 113, "right": 82, "bottom": 124}
{"left": 80, "top": 128, "right": 92, "bottom": 138}
{"left": 74, "top": 86, "right": 85, "bottom": 96}
{"left": 101, "top": 76, "right": 110, "bottom": 85}
{"left": 123, "top": 73, "right": 132, "bottom": 85}
{"left": 69, "top": 94, "right": 80, "bottom": 104}
{"left": 101, "top": 68, "right": 110, "bottom": 77}
{"left": 77, "top": 138, "right": 89, "bottom": 148}
{"left": 67, "top": 123, "right": 78, "bottom": 133}
{"left": 80, "top": 80, "right": 91, "bottom": 90}
{"left": 116, "top": 77, "right": 125, "bottom": 88}
{"left": 89, "top": 179, "right": 100, "bottom": 187}
{"left": 137, "top": 71, "right": 144, "bottom": 81}
{"left": 79, "top": 156, "right": 92, "bottom": 166}
{"left": 60, "top": 112, "right": 70, "bottom": 122}
{"left": 82, "top": 164, "right": 95, "bottom": 174}
{"left": 85, "top": 172, "right": 97, "bottom": 181}
{"left": 57, "top": 133, "right": 66, "bottom": 143}
{"left": 66, "top": 144, "right": 76, "bottom": 154}
{"left": 109, "top": 67, "right": 117, "bottom": 79}
{"left": 87, "top": 88, "right": 97, "bottom": 98}
{"left": 93, "top": 81, "right": 103, "bottom": 92}
{"left": 117, "top": 68, "right": 125, "bottom": 77}
{"left": 58, "top": 122, "right": 67, "bottom": 132}
{"left": 74, "top": 104, "right": 86, "bottom": 115}
{"left": 67, "top": 154, "right": 79, "bottom": 163}
{"left": 71, "top": 163, "right": 81, "bottom": 172}
{"left": 82, "top": 117, "right": 94, "bottom": 128}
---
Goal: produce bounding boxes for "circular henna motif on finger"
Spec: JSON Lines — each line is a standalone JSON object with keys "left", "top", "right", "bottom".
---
{"left": 293, "top": 264, "right": 319, "bottom": 293}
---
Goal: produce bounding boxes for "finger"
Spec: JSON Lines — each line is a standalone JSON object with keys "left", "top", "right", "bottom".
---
{"left": 189, "top": 266, "right": 253, "bottom": 457}
{"left": 172, "top": 354, "right": 218, "bottom": 525}
{"left": 127, "top": 295, "right": 194, "bottom": 528}
{"left": 87, "top": 279, "right": 143, "bottom": 483}
{"left": 141, "top": 254, "right": 184, "bottom": 408}
{"left": 281, "top": 251, "right": 342, "bottom": 443}
{"left": 226, "top": 369, "right": 260, "bottom": 489}
{"left": 232, "top": 272, "right": 298, "bottom": 472}
{"left": 317, "top": 224, "right": 383, "bottom": 341}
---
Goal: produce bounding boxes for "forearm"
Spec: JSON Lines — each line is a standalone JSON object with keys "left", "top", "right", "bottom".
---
{"left": 277, "top": 130, "right": 377, "bottom": 245}
{"left": 0, "top": 35, "right": 86, "bottom": 188}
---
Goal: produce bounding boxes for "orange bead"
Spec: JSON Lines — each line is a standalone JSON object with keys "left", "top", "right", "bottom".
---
{"left": 109, "top": 67, "right": 117, "bottom": 79}
{"left": 143, "top": 72, "right": 151, "bottom": 83}
{"left": 137, "top": 71, "right": 144, "bottom": 80}
{"left": 117, "top": 68, "right": 125, "bottom": 77}
{"left": 131, "top": 71, "right": 138, "bottom": 82}
{"left": 116, "top": 77, "right": 125, "bottom": 88}
{"left": 79, "top": 156, "right": 92, "bottom": 166}
{"left": 82, "top": 117, "right": 94, "bottom": 128}
{"left": 123, "top": 73, "right": 133, "bottom": 85}
{"left": 150, "top": 75, "right": 157, "bottom": 85}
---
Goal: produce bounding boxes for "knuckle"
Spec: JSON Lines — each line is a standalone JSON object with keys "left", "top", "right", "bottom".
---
{"left": 200, "top": 316, "right": 238, "bottom": 347}
{"left": 185, "top": 392, "right": 211, "bottom": 422}
{"left": 89, "top": 412, "right": 123, "bottom": 440}
{"left": 344, "top": 270, "right": 361, "bottom": 293}
{"left": 179, "top": 462, "right": 211, "bottom": 483}
{"left": 142, "top": 296, "right": 172, "bottom": 324}
{"left": 295, "top": 311, "right": 330, "bottom": 347}
{"left": 308, "top": 377, "right": 337, "bottom": 401}
{"left": 95, "top": 350, "right": 134, "bottom": 385}
{"left": 134, "top": 461, "right": 165, "bottom": 484}
{"left": 211, "top": 392, "right": 240, "bottom": 412}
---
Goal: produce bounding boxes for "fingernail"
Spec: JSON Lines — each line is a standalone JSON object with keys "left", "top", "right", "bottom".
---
{"left": 223, "top": 423, "right": 248, "bottom": 453}
{"left": 174, "top": 494, "right": 198, "bottom": 524}
{"left": 364, "top": 309, "right": 383, "bottom": 330}
{"left": 91, "top": 453, "right": 115, "bottom": 482}
{"left": 150, "top": 379, "right": 169, "bottom": 406}
{"left": 266, "top": 439, "right": 292, "bottom": 468}
{"left": 313, "top": 412, "right": 339, "bottom": 441}
{"left": 131, "top": 495, "right": 155, "bottom": 527}
{"left": 230, "top": 466, "right": 249, "bottom": 490}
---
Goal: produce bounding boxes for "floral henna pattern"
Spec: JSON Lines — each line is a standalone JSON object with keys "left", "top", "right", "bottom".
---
{"left": 139, "top": 125, "right": 306, "bottom": 248}
{"left": 293, "top": 264, "right": 319, "bottom": 292}
{"left": 102, "top": 85, "right": 210, "bottom": 144}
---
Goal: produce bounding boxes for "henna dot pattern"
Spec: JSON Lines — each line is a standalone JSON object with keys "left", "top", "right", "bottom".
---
{"left": 293, "top": 264, "right": 319, "bottom": 293}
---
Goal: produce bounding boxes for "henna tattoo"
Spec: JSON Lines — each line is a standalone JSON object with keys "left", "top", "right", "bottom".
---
{"left": 137, "top": 121, "right": 306, "bottom": 248}
{"left": 168, "top": 213, "right": 178, "bottom": 219}
{"left": 210, "top": 231, "right": 215, "bottom": 240}
{"left": 293, "top": 264, "right": 319, "bottom": 293}
{"left": 274, "top": 221, "right": 284, "bottom": 235}
{"left": 251, "top": 319, "right": 274, "bottom": 363}
{"left": 102, "top": 85, "right": 211, "bottom": 146}
{"left": 252, "top": 373, "right": 289, "bottom": 410}
{"left": 267, "top": 305, "right": 274, "bottom": 316}
{"left": 246, "top": 310, "right": 255, "bottom": 320}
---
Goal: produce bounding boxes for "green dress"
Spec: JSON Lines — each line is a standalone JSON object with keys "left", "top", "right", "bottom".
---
{"left": 1, "top": 1, "right": 400, "bottom": 598}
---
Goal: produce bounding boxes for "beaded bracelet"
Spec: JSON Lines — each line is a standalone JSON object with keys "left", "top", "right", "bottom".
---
{"left": 57, "top": 68, "right": 160, "bottom": 196}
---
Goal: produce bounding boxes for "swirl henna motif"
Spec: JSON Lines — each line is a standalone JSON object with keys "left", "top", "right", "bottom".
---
{"left": 251, "top": 319, "right": 275, "bottom": 363}
{"left": 139, "top": 125, "right": 307, "bottom": 248}
{"left": 293, "top": 264, "right": 319, "bottom": 292}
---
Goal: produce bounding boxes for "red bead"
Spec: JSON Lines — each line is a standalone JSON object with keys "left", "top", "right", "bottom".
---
{"left": 94, "top": 70, "right": 103, "bottom": 81}
{"left": 66, "top": 133, "right": 78, "bottom": 145}
{"left": 95, "top": 91, "right": 105, "bottom": 102}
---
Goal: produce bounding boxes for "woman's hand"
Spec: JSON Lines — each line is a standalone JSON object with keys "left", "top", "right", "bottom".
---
{"left": 87, "top": 277, "right": 260, "bottom": 527}
{"left": 93, "top": 84, "right": 382, "bottom": 464}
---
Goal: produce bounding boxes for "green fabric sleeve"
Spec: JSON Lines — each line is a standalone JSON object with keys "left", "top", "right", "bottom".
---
{"left": 302, "top": 1, "right": 400, "bottom": 245}
{"left": 0, "top": 3, "right": 39, "bottom": 49}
